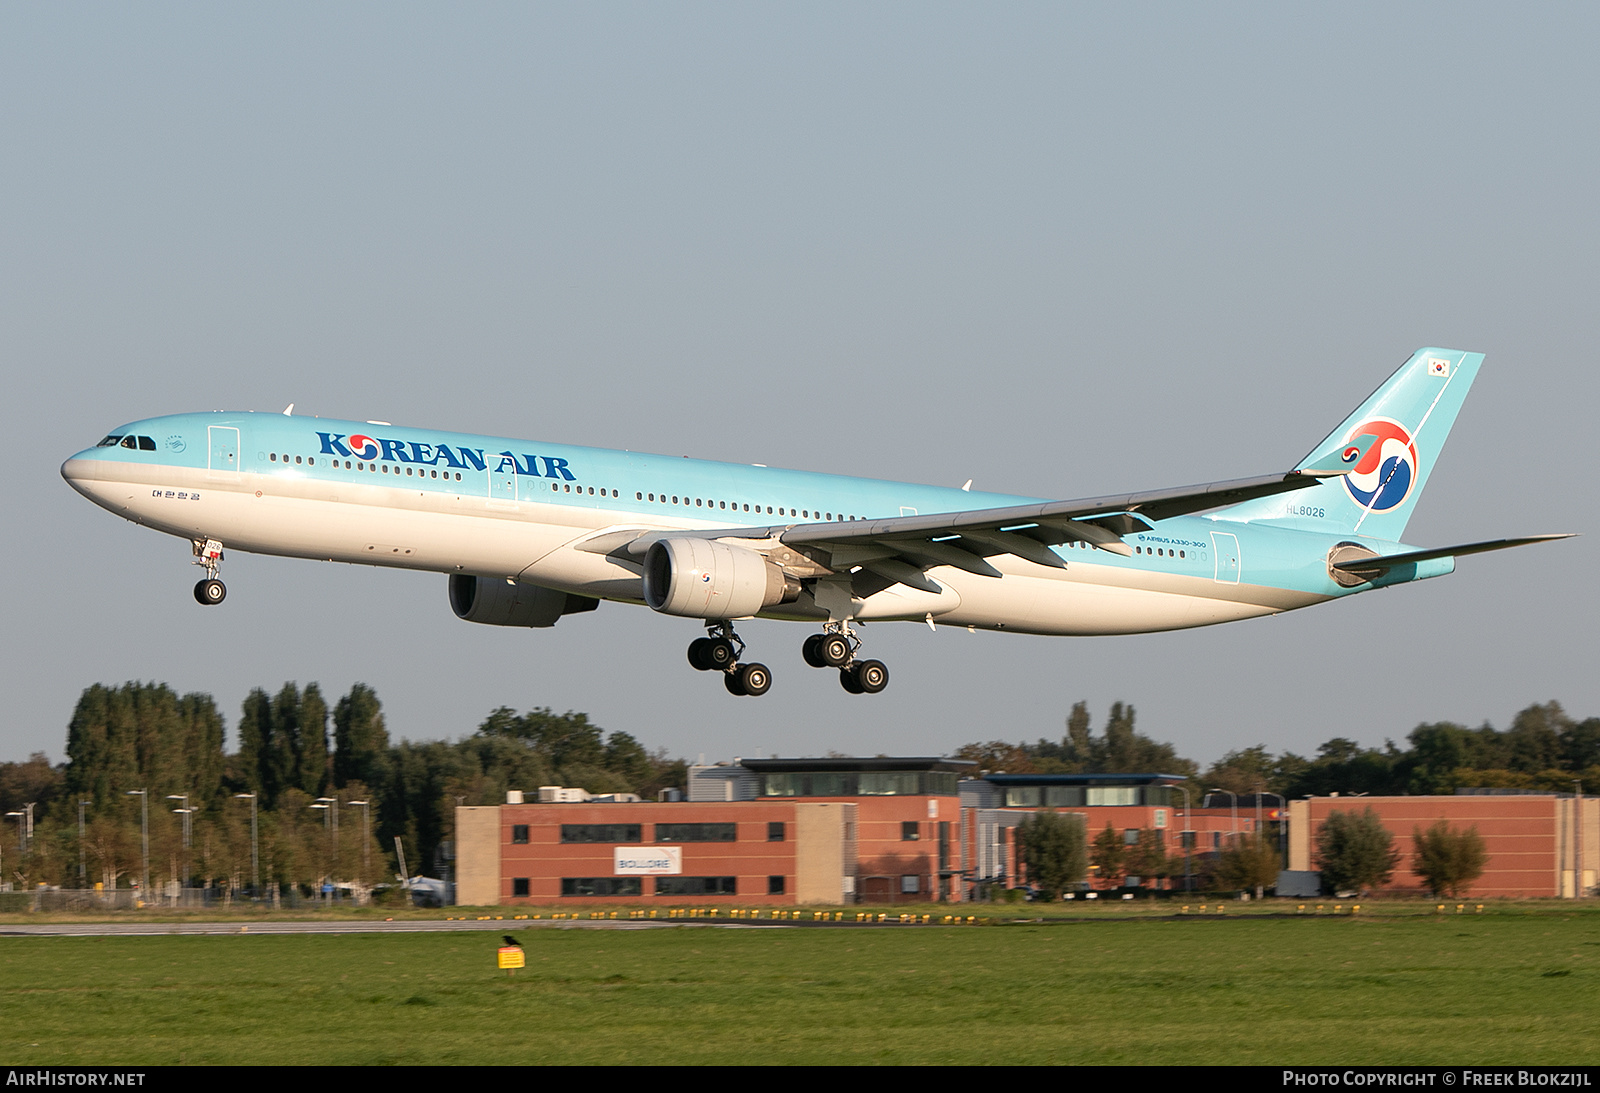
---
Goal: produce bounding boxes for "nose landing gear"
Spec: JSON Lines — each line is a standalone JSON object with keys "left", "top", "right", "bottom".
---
{"left": 191, "top": 539, "right": 226, "bottom": 605}
{"left": 687, "top": 621, "right": 772, "bottom": 697}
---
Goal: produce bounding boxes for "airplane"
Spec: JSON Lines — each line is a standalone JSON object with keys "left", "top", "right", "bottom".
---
{"left": 62, "top": 347, "right": 1570, "bottom": 697}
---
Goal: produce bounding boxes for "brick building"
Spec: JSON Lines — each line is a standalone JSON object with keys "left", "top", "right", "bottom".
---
{"left": 456, "top": 757, "right": 973, "bottom": 906}
{"left": 453, "top": 759, "right": 1598, "bottom": 904}
{"left": 1289, "top": 792, "right": 1598, "bottom": 898}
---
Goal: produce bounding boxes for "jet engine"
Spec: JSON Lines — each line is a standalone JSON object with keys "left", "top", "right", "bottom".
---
{"left": 448, "top": 575, "right": 599, "bottom": 627}
{"left": 642, "top": 538, "right": 800, "bottom": 619}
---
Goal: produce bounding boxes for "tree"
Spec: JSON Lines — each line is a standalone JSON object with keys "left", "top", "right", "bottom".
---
{"left": 1213, "top": 831, "right": 1281, "bottom": 894}
{"left": 1125, "top": 827, "right": 1170, "bottom": 887}
{"left": 333, "top": 684, "right": 389, "bottom": 790}
{"left": 297, "top": 683, "right": 330, "bottom": 796}
{"left": 1411, "top": 820, "right": 1488, "bottom": 897}
{"left": 1091, "top": 822, "right": 1126, "bottom": 887}
{"left": 1015, "top": 812, "right": 1086, "bottom": 899}
{"left": 63, "top": 683, "right": 224, "bottom": 813}
{"left": 1315, "top": 808, "right": 1400, "bottom": 895}
{"left": 1204, "top": 745, "right": 1277, "bottom": 797}
{"left": 1505, "top": 702, "right": 1569, "bottom": 773}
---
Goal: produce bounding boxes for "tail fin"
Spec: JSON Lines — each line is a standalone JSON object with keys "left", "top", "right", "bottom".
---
{"left": 1219, "top": 347, "right": 1484, "bottom": 541}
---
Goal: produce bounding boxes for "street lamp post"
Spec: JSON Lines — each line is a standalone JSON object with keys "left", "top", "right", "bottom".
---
{"left": 1177, "top": 785, "right": 1194, "bottom": 892}
{"left": 311, "top": 800, "right": 337, "bottom": 903}
{"left": 1208, "top": 789, "right": 1239, "bottom": 845}
{"left": 78, "top": 800, "right": 91, "bottom": 886}
{"left": 348, "top": 801, "right": 370, "bottom": 894}
{"left": 1575, "top": 780, "right": 1585, "bottom": 899}
{"left": 315, "top": 797, "right": 339, "bottom": 872}
{"left": 4, "top": 811, "right": 23, "bottom": 856}
{"left": 1261, "top": 793, "right": 1286, "bottom": 853}
{"left": 126, "top": 789, "right": 150, "bottom": 899}
{"left": 234, "top": 793, "right": 259, "bottom": 897}
{"left": 166, "top": 794, "right": 191, "bottom": 895}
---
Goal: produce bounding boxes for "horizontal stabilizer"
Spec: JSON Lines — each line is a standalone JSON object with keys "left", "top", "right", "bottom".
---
{"left": 1331, "top": 534, "right": 1575, "bottom": 577}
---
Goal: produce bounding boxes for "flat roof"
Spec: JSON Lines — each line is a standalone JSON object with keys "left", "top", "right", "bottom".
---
{"left": 739, "top": 757, "right": 976, "bottom": 774}
{"left": 982, "top": 773, "right": 1189, "bottom": 786}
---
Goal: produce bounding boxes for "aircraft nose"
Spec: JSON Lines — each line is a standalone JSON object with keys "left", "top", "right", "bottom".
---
{"left": 61, "top": 453, "right": 99, "bottom": 497}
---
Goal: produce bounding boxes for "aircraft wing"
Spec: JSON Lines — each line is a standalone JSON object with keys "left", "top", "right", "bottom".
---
{"left": 581, "top": 466, "right": 1357, "bottom": 593}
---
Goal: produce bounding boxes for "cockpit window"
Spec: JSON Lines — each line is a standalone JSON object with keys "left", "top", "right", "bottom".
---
{"left": 120, "top": 436, "right": 138, "bottom": 449}
{"left": 138, "top": 436, "right": 156, "bottom": 450}
{"left": 97, "top": 436, "right": 122, "bottom": 447}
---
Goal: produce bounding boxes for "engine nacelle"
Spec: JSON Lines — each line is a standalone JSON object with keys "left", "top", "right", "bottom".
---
{"left": 448, "top": 575, "right": 599, "bottom": 628}
{"left": 642, "top": 538, "right": 799, "bottom": 619}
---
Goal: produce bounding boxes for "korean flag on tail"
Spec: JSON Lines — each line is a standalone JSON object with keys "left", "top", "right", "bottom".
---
{"left": 1427, "top": 357, "right": 1452, "bottom": 377}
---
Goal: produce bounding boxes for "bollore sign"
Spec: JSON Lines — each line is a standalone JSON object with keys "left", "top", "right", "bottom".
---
{"left": 614, "top": 846, "right": 682, "bottom": 876}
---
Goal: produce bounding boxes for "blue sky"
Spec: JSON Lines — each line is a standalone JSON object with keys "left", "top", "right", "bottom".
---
{"left": 4, "top": 3, "right": 1594, "bottom": 766}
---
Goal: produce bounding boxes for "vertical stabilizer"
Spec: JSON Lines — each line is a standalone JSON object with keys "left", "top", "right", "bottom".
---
{"left": 1218, "top": 348, "right": 1483, "bottom": 541}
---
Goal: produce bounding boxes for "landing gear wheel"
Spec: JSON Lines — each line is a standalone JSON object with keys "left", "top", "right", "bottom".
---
{"left": 688, "top": 638, "right": 713, "bottom": 671}
{"left": 734, "top": 662, "right": 772, "bottom": 697}
{"left": 703, "top": 638, "right": 737, "bottom": 670}
{"left": 839, "top": 665, "right": 865, "bottom": 694}
{"left": 724, "top": 670, "right": 748, "bottom": 696}
{"left": 854, "top": 659, "right": 888, "bottom": 694}
{"left": 819, "top": 634, "right": 852, "bottom": 667}
{"left": 194, "top": 578, "right": 226, "bottom": 605}
{"left": 802, "top": 634, "right": 827, "bottom": 668}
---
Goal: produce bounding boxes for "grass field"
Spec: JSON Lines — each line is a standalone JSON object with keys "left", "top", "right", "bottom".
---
{"left": 3, "top": 906, "right": 1598, "bottom": 1065}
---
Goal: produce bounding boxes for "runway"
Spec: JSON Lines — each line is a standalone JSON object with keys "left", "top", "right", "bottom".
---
{"left": 0, "top": 917, "right": 712, "bottom": 937}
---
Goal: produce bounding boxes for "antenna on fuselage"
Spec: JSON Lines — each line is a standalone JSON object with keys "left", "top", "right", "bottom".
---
{"left": 282, "top": 403, "right": 294, "bottom": 416}
{"left": 960, "top": 479, "right": 972, "bottom": 491}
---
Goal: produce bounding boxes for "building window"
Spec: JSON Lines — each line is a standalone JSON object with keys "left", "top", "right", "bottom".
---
{"left": 1123, "top": 828, "right": 1140, "bottom": 846}
{"left": 859, "top": 771, "right": 919, "bottom": 796}
{"left": 654, "top": 876, "right": 737, "bottom": 896}
{"left": 768, "top": 875, "right": 785, "bottom": 895}
{"left": 561, "top": 877, "right": 643, "bottom": 897}
{"left": 512, "top": 878, "right": 529, "bottom": 897}
{"left": 768, "top": 822, "right": 786, "bottom": 842}
{"left": 900, "top": 874, "right": 920, "bottom": 894}
{"left": 901, "top": 821, "right": 920, "bottom": 841}
{"left": 560, "top": 824, "right": 642, "bottom": 844}
{"left": 654, "top": 823, "right": 736, "bottom": 842}
{"left": 511, "top": 824, "right": 529, "bottom": 844}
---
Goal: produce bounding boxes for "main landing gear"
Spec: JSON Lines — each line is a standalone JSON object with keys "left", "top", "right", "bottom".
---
{"left": 684, "top": 620, "right": 888, "bottom": 697}
{"left": 687, "top": 621, "right": 772, "bottom": 697}
{"left": 802, "top": 623, "right": 888, "bottom": 695}
{"left": 191, "top": 538, "right": 227, "bottom": 606}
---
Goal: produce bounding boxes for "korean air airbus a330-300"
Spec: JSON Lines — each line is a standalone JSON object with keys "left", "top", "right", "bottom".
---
{"left": 63, "top": 348, "right": 1570, "bottom": 697}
